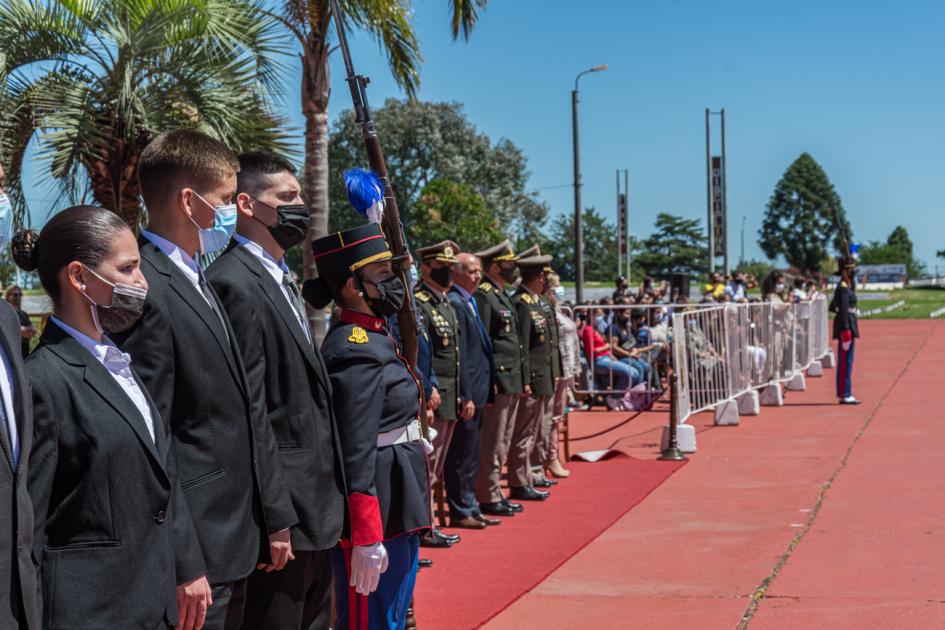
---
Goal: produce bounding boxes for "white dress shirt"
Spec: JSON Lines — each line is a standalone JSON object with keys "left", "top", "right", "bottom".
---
{"left": 52, "top": 317, "right": 155, "bottom": 443}
{"left": 141, "top": 229, "right": 212, "bottom": 308}
{"left": 234, "top": 234, "right": 311, "bottom": 343}
{"left": 0, "top": 340, "right": 18, "bottom": 467}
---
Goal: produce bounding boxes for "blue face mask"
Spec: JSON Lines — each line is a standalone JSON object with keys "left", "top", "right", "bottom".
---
{"left": 190, "top": 192, "right": 237, "bottom": 255}
{"left": 0, "top": 193, "right": 13, "bottom": 250}
{"left": 552, "top": 285, "right": 566, "bottom": 302}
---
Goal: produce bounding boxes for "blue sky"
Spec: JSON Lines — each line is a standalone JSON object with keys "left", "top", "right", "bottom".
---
{"left": 24, "top": 0, "right": 945, "bottom": 271}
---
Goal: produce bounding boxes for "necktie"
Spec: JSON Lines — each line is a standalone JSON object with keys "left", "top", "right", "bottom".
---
{"left": 282, "top": 273, "right": 312, "bottom": 343}
{"left": 468, "top": 295, "right": 493, "bottom": 354}
{"left": 197, "top": 270, "right": 231, "bottom": 344}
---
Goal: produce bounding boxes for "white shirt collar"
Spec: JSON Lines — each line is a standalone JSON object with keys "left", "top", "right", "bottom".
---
{"left": 141, "top": 229, "right": 201, "bottom": 283}
{"left": 51, "top": 317, "right": 132, "bottom": 374}
{"left": 234, "top": 233, "right": 288, "bottom": 284}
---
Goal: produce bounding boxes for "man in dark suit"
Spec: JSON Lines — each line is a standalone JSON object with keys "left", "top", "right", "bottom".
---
{"left": 114, "top": 130, "right": 297, "bottom": 630}
{"left": 206, "top": 151, "right": 346, "bottom": 629}
{"left": 0, "top": 298, "right": 37, "bottom": 630}
{"left": 445, "top": 252, "right": 497, "bottom": 529}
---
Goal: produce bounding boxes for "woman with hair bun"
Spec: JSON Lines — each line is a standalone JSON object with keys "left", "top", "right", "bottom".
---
{"left": 18, "top": 206, "right": 195, "bottom": 629}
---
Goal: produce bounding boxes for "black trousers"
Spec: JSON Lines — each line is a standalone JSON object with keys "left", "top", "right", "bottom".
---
{"left": 205, "top": 578, "right": 248, "bottom": 630}
{"left": 445, "top": 408, "right": 483, "bottom": 519}
{"left": 243, "top": 549, "right": 333, "bottom": 630}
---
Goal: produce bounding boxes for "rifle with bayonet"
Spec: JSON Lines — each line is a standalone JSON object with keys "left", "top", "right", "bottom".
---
{"left": 329, "top": 0, "right": 427, "bottom": 433}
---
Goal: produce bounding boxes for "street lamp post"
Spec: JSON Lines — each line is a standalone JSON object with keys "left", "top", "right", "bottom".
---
{"left": 572, "top": 64, "right": 607, "bottom": 305}
{"left": 740, "top": 216, "right": 746, "bottom": 268}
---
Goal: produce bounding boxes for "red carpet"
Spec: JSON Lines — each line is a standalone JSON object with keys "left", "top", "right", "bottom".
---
{"left": 412, "top": 456, "right": 686, "bottom": 629}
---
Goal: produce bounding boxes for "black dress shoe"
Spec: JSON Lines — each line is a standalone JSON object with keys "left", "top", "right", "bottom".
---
{"left": 509, "top": 486, "right": 550, "bottom": 501}
{"left": 472, "top": 513, "right": 501, "bottom": 526}
{"left": 532, "top": 477, "right": 553, "bottom": 488}
{"left": 418, "top": 558, "right": 433, "bottom": 568}
{"left": 434, "top": 528, "right": 461, "bottom": 544}
{"left": 480, "top": 501, "right": 516, "bottom": 516}
{"left": 420, "top": 531, "right": 452, "bottom": 548}
{"left": 501, "top": 499, "right": 524, "bottom": 512}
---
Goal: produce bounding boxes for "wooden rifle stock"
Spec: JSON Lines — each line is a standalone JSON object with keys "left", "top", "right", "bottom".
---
{"left": 329, "top": 0, "right": 427, "bottom": 432}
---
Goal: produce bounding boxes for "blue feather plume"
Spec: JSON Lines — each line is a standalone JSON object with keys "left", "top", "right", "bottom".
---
{"left": 344, "top": 168, "right": 385, "bottom": 223}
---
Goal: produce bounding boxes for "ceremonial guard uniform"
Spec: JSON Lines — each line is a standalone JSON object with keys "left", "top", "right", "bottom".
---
{"left": 830, "top": 257, "right": 860, "bottom": 404}
{"left": 304, "top": 223, "right": 431, "bottom": 630}
{"left": 474, "top": 240, "right": 529, "bottom": 515}
{"left": 413, "top": 242, "right": 461, "bottom": 500}
{"left": 508, "top": 255, "right": 557, "bottom": 500}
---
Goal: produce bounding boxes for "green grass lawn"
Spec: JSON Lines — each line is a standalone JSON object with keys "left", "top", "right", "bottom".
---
{"left": 848, "top": 287, "right": 945, "bottom": 319}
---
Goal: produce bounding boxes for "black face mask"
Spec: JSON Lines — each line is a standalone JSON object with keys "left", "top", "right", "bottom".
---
{"left": 263, "top": 203, "right": 310, "bottom": 250}
{"left": 430, "top": 265, "right": 453, "bottom": 288}
{"left": 359, "top": 273, "right": 406, "bottom": 319}
{"left": 498, "top": 264, "right": 518, "bottom": 283}
{"left": 81, "top": 266, "right": 148, "bottom": 334}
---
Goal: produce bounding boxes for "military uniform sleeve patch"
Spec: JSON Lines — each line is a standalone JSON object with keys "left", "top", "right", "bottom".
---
{"left": 348, "top": 326, "right": 369, "bottom": 344}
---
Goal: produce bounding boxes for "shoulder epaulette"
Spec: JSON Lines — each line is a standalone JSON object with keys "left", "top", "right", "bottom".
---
{"left": 415, "top": 290, "right": 431, "bottom": 303}
{"left": 521, "top": 293, "right": 534, "bottom": 305}
{"left": 839, "top": 281, "right": 848, "bottom": 288}
{"left": 479, "top": 283, "right": 493, "bottom": 293}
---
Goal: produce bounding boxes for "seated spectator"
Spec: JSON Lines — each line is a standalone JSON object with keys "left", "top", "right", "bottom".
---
{"left": 580, "top": 311, "right": 635, "bottom": 403}
{"left": 605, "top": 306, "right": 646, "bottom": 386}
{"left": 595, "top": 297, "right": 615, "bottom": 333}
{"left": 761, "top": 270, "right": 787, "bottom": 303}
{"left": 703, "top": 271, "right": 726, "bottom": 299}
{"left": 612, "top": 275, "right": 630, "bottom": 300}
{"left": 725, "top": 271, "right": 755, "bottom": 302}
{"left": 790, "top": 277, "right": 807, "bottom": 302}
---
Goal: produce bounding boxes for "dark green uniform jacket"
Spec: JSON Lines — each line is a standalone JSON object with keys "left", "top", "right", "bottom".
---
{"left": 513, "top": 287, "right": 555, "bottom": 396}
{"left": 415, "top": 282, "right": 460, "bottom": 421}
{"left": 474, "top": 276, "right": 527, "bottom": 395}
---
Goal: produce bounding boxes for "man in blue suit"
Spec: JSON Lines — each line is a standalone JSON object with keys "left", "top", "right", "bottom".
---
{"left": 445, "top": 252, "right": 497, "bottom": 528}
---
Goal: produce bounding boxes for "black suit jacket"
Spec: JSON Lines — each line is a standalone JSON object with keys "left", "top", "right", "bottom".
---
{"left": 27, "top": 321, "right": 188, "bottom": 628}
{"left": 113, "top": 236, "right": 297, "bottom": 585}
{"left": 448, "top": 288, "right": 492, "bottom": 408}
{"left": 207, "top": 243, "right": 346, "bottom": 551}
{"left": 0, "top": 302, "right": 37, "bottom": 630}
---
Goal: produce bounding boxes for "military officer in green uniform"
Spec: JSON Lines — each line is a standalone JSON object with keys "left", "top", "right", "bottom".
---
{"left": 473, "top": 240, "right": 528, "bottom": 516}
{"left": 414, "top": 240, "right": 468, "bottom": 547}
{"left": 531, "top": 260, "right": 563, "bottom": 488}
{"left": 507, "top": 254, "right": 556, "bottom": 501}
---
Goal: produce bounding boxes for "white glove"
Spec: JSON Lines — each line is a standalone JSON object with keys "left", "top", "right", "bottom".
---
{"left": 426, "top": 426, "right": 438, "bottom": 443}
{"left": 349, "top": 542, "right": 389, "bottom": 596}
{"left": 421, "top": 438, "right": 435, "bottom": 455}
{"left": 842, "top": 340, "right": 852, "bottom": 351}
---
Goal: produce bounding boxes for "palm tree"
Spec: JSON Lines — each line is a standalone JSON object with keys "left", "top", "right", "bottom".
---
{"left": 279, "top": 0, "right": 487, "bottom": 333}
{"left": 0, "top": 0, "right": 292, "bottom": 228}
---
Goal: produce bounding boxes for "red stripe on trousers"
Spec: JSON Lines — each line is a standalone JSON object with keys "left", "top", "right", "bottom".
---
{"left": 360, "top": 582, "right": 369, "bottom": 630}
{"left": 343, "top": 546, "right": 358, "bottom": 630}
{"left": 837, "top": 341, "right": 847, "bottom": 398}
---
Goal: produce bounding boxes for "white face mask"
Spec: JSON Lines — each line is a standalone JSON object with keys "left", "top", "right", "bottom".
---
{"left": 775, "top": 283, "right": 785, "bottom": 293}
{"left": 189, "top": 192, "right": 237, "bottom": 255}
{"left": 552, "top": 286, "right": 565, "bottom": 302}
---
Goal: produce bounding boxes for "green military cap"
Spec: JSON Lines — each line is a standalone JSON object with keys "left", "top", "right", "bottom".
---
{"left": 475, "top": 239, "right": 517, "bottom": 263}
{"left": 517, "top": 244, "right": 541, "bottom": 258}
{"left": 516, "top": 254, "right": 553, "bottom": 272}
{"left": 416, "top": 240, "right": 460, "bottom": 264}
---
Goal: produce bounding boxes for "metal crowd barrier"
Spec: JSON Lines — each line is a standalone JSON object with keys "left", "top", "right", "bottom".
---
{"left": 671, "top": 296, "right": 830, "bottom": 426}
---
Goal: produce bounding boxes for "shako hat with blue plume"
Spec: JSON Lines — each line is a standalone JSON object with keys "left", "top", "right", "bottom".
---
{"left": 302, "top": 168, "right": 403, "bottom": 308}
